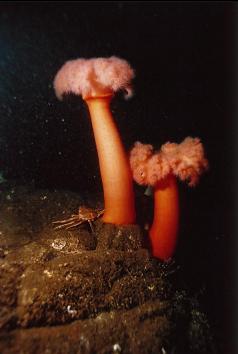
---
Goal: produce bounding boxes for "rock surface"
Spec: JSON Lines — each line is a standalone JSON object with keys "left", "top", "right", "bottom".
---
{"left": 0, "top": 182, "right": 214, "bottom": 354}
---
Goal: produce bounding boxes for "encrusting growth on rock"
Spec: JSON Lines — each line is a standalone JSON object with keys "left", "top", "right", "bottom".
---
{"left": 130, "top": 137, "right": 209, "bottom": 261}
{"left": 54, "top": 57, "right": 136, "bottom": 225}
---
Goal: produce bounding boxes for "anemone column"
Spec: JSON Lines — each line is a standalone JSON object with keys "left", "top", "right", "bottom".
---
{"left": 85, "top": 95, "right": 135, "bottom": 224}
{"left": 149, "top": 175, "right": 179, "bottom": 260}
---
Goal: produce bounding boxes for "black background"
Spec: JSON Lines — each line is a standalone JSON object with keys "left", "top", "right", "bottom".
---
{"left": 0, "top": 2, "right": 236, "bottom": 353}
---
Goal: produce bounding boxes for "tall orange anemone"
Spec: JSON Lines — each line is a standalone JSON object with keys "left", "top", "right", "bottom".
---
{"left": 130, "top": 138, "right": 209, "bottom": 261}
{"left": 54, "top": 57, "right": 136, "bottom": 225}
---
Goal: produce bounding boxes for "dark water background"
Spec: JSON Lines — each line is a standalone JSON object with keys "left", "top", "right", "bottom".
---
{"left": 0, "top": 2, "right": 236, "bottom": 353}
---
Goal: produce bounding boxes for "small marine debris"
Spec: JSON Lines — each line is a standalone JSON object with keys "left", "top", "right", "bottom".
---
{"left": 66, "top": 305, "right": 77, "bottom": 316}
{"left": 43, "top": 269, "right": 53, "bottom": 278}
{"left": 51, "top": 238, "right": 66, "bottom": 250}
{"left": 112, "top": 343, "right": 122, "bottom": 353}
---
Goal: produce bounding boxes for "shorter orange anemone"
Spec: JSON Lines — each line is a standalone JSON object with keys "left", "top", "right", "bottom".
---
{"left": 130, "top": 137, "right": 209, "bottom": 261}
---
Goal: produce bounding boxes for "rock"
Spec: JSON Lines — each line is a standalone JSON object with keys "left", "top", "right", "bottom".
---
{"left": 95, "top": 220, "right": 145, "bottom": 251}
{"left": 0, "top": 184, "right": 215, "bottom": 353}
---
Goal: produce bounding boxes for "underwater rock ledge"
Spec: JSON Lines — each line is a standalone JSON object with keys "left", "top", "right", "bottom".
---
{"left": 0, "top": 183, "right": 215, "bottom": 354}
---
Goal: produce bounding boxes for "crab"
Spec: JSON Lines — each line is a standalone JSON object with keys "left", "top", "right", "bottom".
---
{"left": 52, "top": 206, "right": 104, "bottom": 231}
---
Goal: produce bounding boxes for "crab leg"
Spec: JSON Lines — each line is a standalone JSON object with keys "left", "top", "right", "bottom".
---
{"left": 53, "top": 219, "right": 84, "bottom": 230}
{"left": 52, "top": 215, "right": 79, "bottom": 224}
{"left": 65, "top": 220, "right": 85, "bottom": 230}
{"left": 52, "top": 219, "right": 83, "bottom": 229}
{"left": 97, "top": 210, "right": 105, "bottom": 217}
{"left": 88, "top": 220, "right": 94, "bottom": 233}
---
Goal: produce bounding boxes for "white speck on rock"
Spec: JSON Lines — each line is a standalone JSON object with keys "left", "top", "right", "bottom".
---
{"left": 110, "top": 311, "right": 115, "bottom": 319}
{"left": 95, "top": 313, "right": 103, "bottom": 321}
{"left": 79, "top": 335, "right": 90, "bottom": 350}
{"left": 65, "top": 273, "right": 72, "bottom": 280}
{"left": 67, "top": 305, "right": 77, "bottom": 316}
{"left": 43, "top": 269, "right": 53, "bottom": 278}
{"left": 117, "top": 230, "right": 122, "bottom": 237}
{"left": 52, "top": 239, "right": 66, "bottom": 250}
{"left": 113, "top": 343, "right": 122, "bottom": 352}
